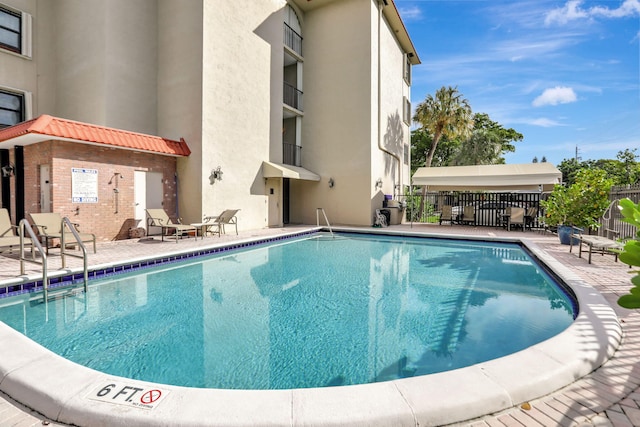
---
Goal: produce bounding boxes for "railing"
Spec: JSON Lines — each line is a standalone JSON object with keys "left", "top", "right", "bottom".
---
{"left": 18, "top": 219, "right": 49, "bottom": 301}
{"left": 60, "top": 217, "right": 89, "bottom": 293}
{"left": 283, "top": 143, "right": 301, "bottom": 167}
{"left": 316, "top": 208, "right": 334, "bottom": 238}
{"left": 283, "top": 82, "right": 303, "bottom": 111}
{"left": 284, "top": 23, "right": 302, "bottom": 56}
{"left": 601, "top": 184, "right": 640, "bottom": 239}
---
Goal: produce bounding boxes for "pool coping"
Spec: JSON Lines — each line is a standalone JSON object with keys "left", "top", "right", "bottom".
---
{"left": 0, "top": 227, "right": 622, "bottom": 426}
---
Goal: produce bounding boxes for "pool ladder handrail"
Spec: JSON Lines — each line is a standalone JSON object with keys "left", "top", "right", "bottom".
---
{"left": 60, "top": 217, "right": 89, "bottom": 293}
{"left": 18, "top": 218, "right": 49, "bottom": 300}
{"left": 316, "top": 208, "right": 334, "bottom": 238}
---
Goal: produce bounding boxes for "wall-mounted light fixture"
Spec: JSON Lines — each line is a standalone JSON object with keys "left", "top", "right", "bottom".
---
{"left": 1, "top": 163, "right": 15, "bottom": 178}
{"left": 375, "top": 178, "right": 383, "bottom": 190}
{"left": 328, "top": 177, "right": 335, "bottom": 188}
{"left": 209, "top": 166, "right": 223, "bottom": 184}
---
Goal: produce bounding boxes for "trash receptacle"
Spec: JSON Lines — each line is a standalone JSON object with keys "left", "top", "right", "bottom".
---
{"left": 380, "top": 209, "right": 391, "bottom": 226}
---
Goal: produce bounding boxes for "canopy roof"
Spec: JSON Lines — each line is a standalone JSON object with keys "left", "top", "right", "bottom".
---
{"left": 412, "top": 163, "right": 562, "bottom": 191}
{"left": 262, "top": 161, "right": 320, "bottom": 181}
{"left": 0, "top": 115, "right": 191, "bottom": 157}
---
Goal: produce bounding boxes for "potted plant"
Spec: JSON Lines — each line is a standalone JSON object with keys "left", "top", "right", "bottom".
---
{"left": 540, "top": 169, "right": 614, "bottom": 245}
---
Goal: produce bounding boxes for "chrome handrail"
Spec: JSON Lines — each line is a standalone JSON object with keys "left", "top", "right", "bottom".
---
{"left": 18, "top": 219, "right": 48, "bottom": 301}
{"left": 316, "top": 208, "right": 334, "bottom": 238}
{"left": 60, "top": 217, "right": 89, "bottom": 293}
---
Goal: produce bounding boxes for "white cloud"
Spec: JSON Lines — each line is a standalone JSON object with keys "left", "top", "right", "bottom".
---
{"left": 532, "top": 86, "right": 578, "bottom": 107}
{"left": 528, "top": 118, "right": 563, "bottom": 127}
{"left": 397, "top": 5, "right": 422, "bottom": 22}
{"left": 545, "top": 0, "right": 640, "bottom": 26}
{"left": 545, "top": 0, "right": 588, "bottom": 25}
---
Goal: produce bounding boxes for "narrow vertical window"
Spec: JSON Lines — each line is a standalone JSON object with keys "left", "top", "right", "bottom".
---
{"left": 403, "top": 97, "right": 411, "bottom": 125}
{"left": 403, "top": 54, "right": 412, "bottom": 85}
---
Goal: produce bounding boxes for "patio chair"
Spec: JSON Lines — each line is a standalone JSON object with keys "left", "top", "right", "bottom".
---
{"left": 525, "top": 207, "right": 538, "bottom": 230}
{"left": 0, "top": 208, "right": 30, "bottom": 253}
{"left": 459, "top": 205, "right": 475, "bottom": 225}
{"left": 439, "top": 205, "right": 454, "bottom": 225}
{"left": 30, "top": 212, "right": 96, "bottom": 253}
{"left": 145, "top": 209, "right": 196, "bottom": 242}
{"left": 204, "top": 209, "right": 240, "bottom": 235}
{"left": 506, "top": 207, "right": 525, "bottom": 231}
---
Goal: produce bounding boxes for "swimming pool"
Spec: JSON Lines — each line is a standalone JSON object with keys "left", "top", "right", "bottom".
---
{"left": 0, "top": 228, "right": 622, "bottom": 426}
{"left": 0, "top": 232, "right": 575, "bottom": 391}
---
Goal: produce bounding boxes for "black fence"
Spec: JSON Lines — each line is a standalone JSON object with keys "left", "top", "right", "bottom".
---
{"left": 399, "top": 191, "right": 542, "bottom": 228}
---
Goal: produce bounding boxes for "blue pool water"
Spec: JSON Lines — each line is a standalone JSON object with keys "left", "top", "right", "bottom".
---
{"left": 0, "top": 232, "right": 575, "bottom": 390}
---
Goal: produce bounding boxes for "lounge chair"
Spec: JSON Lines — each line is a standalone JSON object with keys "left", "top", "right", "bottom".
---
{"left": 507, "top": 207, "right": 525, "bottom": 231}
{"left": 145, "top": 208, "right": 196, "bottom": 242}
{"left": 570, "top": 230, "right": 624, "bottom": 264}
{"left": 204, "top": 209, "right": 240, "bottom": 235}
{"left": 30, "top": 212, "right": 96, "bottom": 253}
{"left": 439, "top": 205, "right": 454, "bottom": 225}
{"left": 459, "top": 206, "right": 475, "bottom": 225}
{"left": 0, "top": 208, "right": 31, "bottom": 253}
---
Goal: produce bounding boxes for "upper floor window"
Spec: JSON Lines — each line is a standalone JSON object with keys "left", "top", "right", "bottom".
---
{"left": 0, "top": 4, "right": 31, "bottom": 57}
{"left": 403, "top": 54, "right": 412, "bottom": 85}
{"left": 284, "top": 4, "right": 302, "bottom": 57}
{"left": 0, "top": 5, "right": 20, "bottom": 53}
{"left": 0, "top": 89, "right": 24, "bottom": 128}
{"left": 403, "top": 96, "right": 411, "bottom": 125}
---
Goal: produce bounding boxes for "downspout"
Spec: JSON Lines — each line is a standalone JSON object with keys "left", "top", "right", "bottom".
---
{"left": 377, "top": 0, "right": 402, "bottom": 198}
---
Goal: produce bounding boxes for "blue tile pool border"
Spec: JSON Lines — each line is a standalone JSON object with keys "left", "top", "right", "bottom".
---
{"left": 0, "top": 229, "right": 319, "bottom": 299}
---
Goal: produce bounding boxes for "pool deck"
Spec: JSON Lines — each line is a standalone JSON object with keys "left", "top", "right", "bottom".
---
{"left": 0, "top": 223, "right": 637, "bottom": 427}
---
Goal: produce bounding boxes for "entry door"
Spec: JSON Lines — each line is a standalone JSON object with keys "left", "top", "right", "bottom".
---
{"left": 134, "top": 171, "right": 164, "bottom": 233}
{"left": 266, "top": 178, "right": 280, "bottom": 227}
{"left": 39, "top": 165, "right": 51, "bottom": 212}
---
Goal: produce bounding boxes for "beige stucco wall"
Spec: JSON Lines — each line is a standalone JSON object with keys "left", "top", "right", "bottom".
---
{"left": 157, "top": 0, "right": 204, "bottom": 222}
{"left": 194, "top": 0, "right": 284, "bottom": 229}
{"left": 44, "top": 0, "right": 158, "bottom": 134}
{"left": 289, "top": 0, "right": 410, "bottom": 226}
{"left": 293, "top": 0, "right": 373, "bottom": 226}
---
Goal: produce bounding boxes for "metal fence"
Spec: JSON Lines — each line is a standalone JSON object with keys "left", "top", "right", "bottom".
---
{"left": 599, "top": 184, "right": 640, "bottom": 239}
{"left": 399, "top": 191, "right": 542, "bottom": 228}
{"left": 398, "top": 185, "right": 638, "bottom": 239}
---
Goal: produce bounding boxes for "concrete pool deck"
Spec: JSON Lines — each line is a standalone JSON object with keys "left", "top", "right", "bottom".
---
{"left": 0, "top": 224, "right": 637, "bottom": 426}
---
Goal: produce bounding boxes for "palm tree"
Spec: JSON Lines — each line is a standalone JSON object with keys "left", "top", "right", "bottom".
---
{"left": 412, "top": 86, "right": 473, "bottom": 217}
{"left": 413, "top": 86, "right": 474, "bottom": 169}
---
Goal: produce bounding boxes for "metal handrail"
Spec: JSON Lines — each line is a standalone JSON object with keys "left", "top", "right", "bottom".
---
{"left": 18, "top": 219, "right": 49, "bottom": 301}
{"left": 60, "top": 217, "right": 89, "bottom": 293}
{"left": 316, "top": 208, "right": 334, "bottom": 238}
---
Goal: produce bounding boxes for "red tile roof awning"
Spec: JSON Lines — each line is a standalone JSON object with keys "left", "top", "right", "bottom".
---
{"left": 0, "top": 115, "right": 190, "bottom": 156}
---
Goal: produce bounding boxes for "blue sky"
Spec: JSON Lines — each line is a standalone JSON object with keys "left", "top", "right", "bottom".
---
{"left": 396, "top": 0, "right": 640, "bottom": 166}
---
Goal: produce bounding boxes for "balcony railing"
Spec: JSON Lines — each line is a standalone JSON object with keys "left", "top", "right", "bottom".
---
{"left": 283, "top": 143, "right": 301, "bottom": 167}
{"left": 283, "top": 82, "right": 303, "bottom": 111}
{"left": 284, "top": 23, "right": 302, "bottom": 56}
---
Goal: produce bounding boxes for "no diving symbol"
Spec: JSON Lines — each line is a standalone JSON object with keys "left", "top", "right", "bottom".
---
{"left": 140, "top": 389, "right": 162, "bottom": 405}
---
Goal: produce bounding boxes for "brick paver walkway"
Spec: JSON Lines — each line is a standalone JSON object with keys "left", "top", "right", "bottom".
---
{"left": 0, "top": 224, "right": 637, "bottom": 426}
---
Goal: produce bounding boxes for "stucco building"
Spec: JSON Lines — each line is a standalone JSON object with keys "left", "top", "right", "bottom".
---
{"left": 0, "top": 0, "right": 419, "bottom": 240}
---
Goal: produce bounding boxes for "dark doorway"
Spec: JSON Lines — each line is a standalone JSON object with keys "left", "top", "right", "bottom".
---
{"left": 283, "top": 178, "right": 290, "bottom": 224}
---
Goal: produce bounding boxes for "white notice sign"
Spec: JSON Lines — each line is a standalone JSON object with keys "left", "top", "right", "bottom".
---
{"left": 87, "top": 381, "right": 169, "bottom": 410}
{"left": 71, "top": 168, "right": 98, "bottom": 203}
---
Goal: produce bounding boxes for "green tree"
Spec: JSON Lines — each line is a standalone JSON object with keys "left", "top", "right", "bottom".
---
{"left": 451, "top": 113, "right": 522, "bottom": 165}
{"left": 413, "top": 86, "right": 474, "bottom": 169}
{"left": 412, "top": 86, "right": 473, "bottom": 216}
{"left": 617, "top": 148, "right": 639, "bottom": 185}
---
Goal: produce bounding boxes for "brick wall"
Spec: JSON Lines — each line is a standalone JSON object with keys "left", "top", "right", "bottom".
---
{"left": 23, "top": 141, "right": 178, "bottom": 241}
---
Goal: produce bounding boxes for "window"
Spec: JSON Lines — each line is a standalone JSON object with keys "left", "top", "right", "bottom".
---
{"left": 404, "top": 143, "right": 410, "bottom": 165}
{"left": 0, "top": 89, "right": 24, "bottom": 128}
{"left": 0, "top": 4, "right": 31, "bottom": 57}
{"left": 403, "top": 96, "right": 411, "bottom": 125}
{"left": 403, "top": 54, "right": 412, "bottom": 85}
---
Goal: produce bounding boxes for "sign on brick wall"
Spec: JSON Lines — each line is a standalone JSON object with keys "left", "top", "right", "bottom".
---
{"left": 72, "top": 168, "right": 98, "bottom": 203}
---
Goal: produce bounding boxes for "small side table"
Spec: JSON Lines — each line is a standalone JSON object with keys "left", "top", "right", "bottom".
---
{"left": 190, "top": 222, "right": 219, "bottom": 240}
